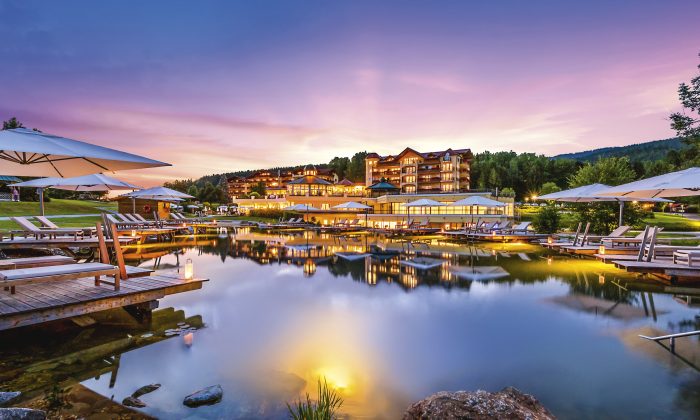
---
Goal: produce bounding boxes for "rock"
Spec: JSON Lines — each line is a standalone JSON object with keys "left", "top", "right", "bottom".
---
{"left": 183, "top": 385, "right": 223, "bottom": 408}
{"left": 0, "top": 408, "right": 47, "bottom": 420}
{"left": 132, "top": 384, "right": 161, "bottom": 399}
{"left": 0, "top": 392, "right": 21, "bottom": 407}
{"left": 121, "top": 396, "right": 146, "bottom": 408}
{"left": 403, "top": 387, "right": 555, "bottom": 420}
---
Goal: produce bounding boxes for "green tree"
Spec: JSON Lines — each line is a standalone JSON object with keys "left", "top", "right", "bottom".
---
{"left": 187, "top": 185, "right": 199, "bottom": 198}
{"left": 532, "top": 203, "right": 560, "bottom": 233}
{"left": 2, "top": 117, "right": 24, "bottom": 130}
{"left": 568, "top": 157, "right": 636, "bottom": 188}
{"left": 251, "top": 181, "right": 266, "bottom": 196}
{"left": 539, "top": 182, "right": 561, "bottom": 196}
{"left": 669, "top": 52, "right": 700, "bottom": 162}
{"left": 164, "top": 179, "right": 194, "bottom": 193}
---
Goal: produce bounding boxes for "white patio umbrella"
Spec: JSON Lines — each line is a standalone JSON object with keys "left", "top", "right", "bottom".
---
{"left": 332, "top": 201, "right": 372, "bottom": 210}
{"left": 10, "top": 173, "right": 142, "bottom": 215}
{"left": 448, "top": 195, "right": 506, "bottom": 224}
{"left": 0, "top": 128, "right": 170, "bottom": 177}
{"left": 121, "top": 186, "right": 194, "bottom": 213}
{"left": 333, "top": 201, "right": 372, "bottom": 226}
{"left": 538, "top": 183, "right": 671, "bottom": 226}
{"left": 284, "top": 204, "right": 320, "bottom": 211}
{"left": 597, "top": 167, "right": 700, "bottom": 198}
{"left": 404, "top": 198, "right": 446, "bottom": 215}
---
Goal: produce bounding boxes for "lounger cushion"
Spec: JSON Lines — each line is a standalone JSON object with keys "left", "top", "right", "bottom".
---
{"left": 0, "top": 256, "right": 75, "bottom": 268}
{"left": 0, "top": 263, "right": 116, "bottom": 281}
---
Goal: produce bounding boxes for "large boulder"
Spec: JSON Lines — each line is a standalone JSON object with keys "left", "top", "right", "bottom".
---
{"left": 403, "top": 387, "right": 555, "bottom": 420}
{"left": 183, "top": 385, "right": 223, "bottom": 408}
{"left": 0, "top": 408, "right": 47, "bottom": 420}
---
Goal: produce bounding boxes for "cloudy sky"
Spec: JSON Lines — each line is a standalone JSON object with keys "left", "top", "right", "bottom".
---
{"left": 1, "top": 0, "right": 699, "bottom": 185}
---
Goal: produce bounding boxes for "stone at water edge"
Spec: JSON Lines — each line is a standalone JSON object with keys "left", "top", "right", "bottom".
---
{"left": 0, "top": 392, "right": 21, "bottom": 407}
{"left": 122, "top": 396, "right": 147, "bottom": 408}
{"left": 132, "top": 383, "right": 161, "bottom": 399}
{"left": 183, "top": 385, "right": 223, "bottom": 408}
{"left": 0, "top": 408, "right": 47, "bottom": 420}
{"left": 403, "top": 386, "right": 555, "bottom": 420}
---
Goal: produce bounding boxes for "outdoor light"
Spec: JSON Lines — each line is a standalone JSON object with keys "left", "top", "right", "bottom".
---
{"left": 130, "top": 229, "right": 136, "bottom": 237}
{"left": 598, "top": 275, "right": 605, "bottom": 284}
{"left": 184, "top": 258, "right": 194, "bottom": 280}
{"left": 547, "top": 236, "right": 553, "bottom": 244}
{"left": 598, "top": 245, "right": 605, "bottom": 255}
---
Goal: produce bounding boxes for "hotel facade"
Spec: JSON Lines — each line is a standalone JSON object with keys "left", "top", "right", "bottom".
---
{"left": 365, "top": 147, "right": 472, "bottom": 194}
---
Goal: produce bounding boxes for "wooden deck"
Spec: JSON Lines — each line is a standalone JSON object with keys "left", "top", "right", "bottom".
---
{"left": 0, "top": 274, "right": 206, "bottom": 331}
{"left": 445, "top": 233, "right": 548, "bottom": 242}
{"left": 613, "top": 260, "right": 700, "bottom": 278}
{"left": 0, "top": 236, "right": 136, "bottom": 249}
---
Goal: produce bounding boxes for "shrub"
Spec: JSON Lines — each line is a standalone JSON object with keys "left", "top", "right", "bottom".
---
{"left": 248, "top": 209, "right": 291, "bottom": 220}
{"left": 532, "top": 203, "right": 560, "bottom": 233}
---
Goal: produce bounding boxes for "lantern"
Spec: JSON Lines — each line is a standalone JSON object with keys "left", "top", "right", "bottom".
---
{"left": 547, "top": 236, "right": 553, "bottom": 244}
{"left": 598, "top": 245, "right": 605, "bottom": 255}
{"left": 130, "top": 229, "right": 137, "bottom": 237}
{"left": 184, "top": 258, "right": 194, "bottom": 280}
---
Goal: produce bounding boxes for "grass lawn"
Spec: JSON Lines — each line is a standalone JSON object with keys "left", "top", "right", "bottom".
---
{"left": 0, "top": 215, "right": 104, "bottom": 231}
{"left": 642, "top": 212, "right": 700, "bottom": 231}
{"left": 0, "top": 199, "right": 116, "bottom": 217}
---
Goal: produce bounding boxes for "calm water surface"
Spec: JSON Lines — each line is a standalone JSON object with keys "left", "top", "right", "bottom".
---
{"left": 2, "top": 229, "right": 700, "bottom": 419}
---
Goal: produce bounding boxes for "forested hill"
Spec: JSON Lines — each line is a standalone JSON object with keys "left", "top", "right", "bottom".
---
{"left": 554, "top": 137, "right": 683, "bottom": 162}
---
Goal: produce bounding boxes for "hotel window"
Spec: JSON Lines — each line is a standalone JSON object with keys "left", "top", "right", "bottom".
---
{"left": 441, "top": 163, "right": 453, "bottom": 172}
{"left": 321, "top": 203, "right": 330, "bottom": 210}
{"left": 404, "top": 185, "right": 416, "bottom": 193}
{"left": 404, "top": 176, "right": 416, "bottom": 183}
{"left": 441, "top": 184, "right": 454, "bottom": 192}
{"left": 441, "top": 173, "right": 453, "bottom": 181}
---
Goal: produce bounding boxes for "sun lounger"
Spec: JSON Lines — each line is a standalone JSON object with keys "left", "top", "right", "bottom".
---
{"left": 673, "top": 250, "right": 700, "bottom": 266}
{"left": 0, "top": 255, "right": 75, "bottom": 270}
{"left": 0, "top": 262, "right": 119, "bottom": 294}
{"left": 10, "top": 216, "right": 86, "bottom": 240}
{"left": 35, "top": 216, "right": 95, "bottom": 234}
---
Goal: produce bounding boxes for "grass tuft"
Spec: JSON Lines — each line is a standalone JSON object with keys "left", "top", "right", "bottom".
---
{"left": 287, "top": 378, "right": 343, "bottom": 420}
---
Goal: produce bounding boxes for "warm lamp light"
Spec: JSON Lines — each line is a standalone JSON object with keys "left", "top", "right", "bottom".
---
{"left": 130, "top": 229, "right": 136, "bottom": 237}
{"left": 184, "top": 258, "right": 194, "bottom": 280}
{"left": 547, "top": 236, "right": 553, "bottom": 244}
{"left": 303, "top": 258, "right": 316, "bottom": 277}
{"left": 598, "top": 245, "right": 605, "bottom": 255}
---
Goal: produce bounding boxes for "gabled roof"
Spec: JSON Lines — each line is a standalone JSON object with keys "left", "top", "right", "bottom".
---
{"left": 337, "top": 178, "right": 354, "bottom": 186}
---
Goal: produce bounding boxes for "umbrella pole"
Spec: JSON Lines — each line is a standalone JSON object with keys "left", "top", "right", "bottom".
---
{"left": 619, "top": 201, "right": 624, "bottom": 227}
{"left": 132, "top": 197, "right": 136, "bottom": 214}
{"left": 38, "top": 187, "right": 45, "bottom": 216}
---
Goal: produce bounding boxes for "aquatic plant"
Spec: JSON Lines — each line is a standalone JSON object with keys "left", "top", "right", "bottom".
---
{"left": 287, "top": 378, "right": 343, "bottom": 420}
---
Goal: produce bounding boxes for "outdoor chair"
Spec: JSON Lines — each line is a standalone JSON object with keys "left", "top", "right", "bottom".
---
{"left": 9, "top": 216, "right": 86, "bottom": 240}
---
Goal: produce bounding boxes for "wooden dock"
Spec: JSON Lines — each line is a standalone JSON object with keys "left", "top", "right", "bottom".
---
{"left": 0, "top": 236, "right": 136, "bottom": 250}
{"left": 0, "top": 274, "right": 207, "bottom": 331}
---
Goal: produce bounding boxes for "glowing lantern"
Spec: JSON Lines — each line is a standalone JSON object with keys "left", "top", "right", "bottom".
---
{"left": 547, "top": 236, "right": 553, "bottom": 244}
{"left": 598, "top": 245, "right": 605, "bottom": 255}
{"left": 130, "top": 229, "right": 137, "bottom": 237}
{"left": 184, "top": 258, "right": 194, "bottom": 280}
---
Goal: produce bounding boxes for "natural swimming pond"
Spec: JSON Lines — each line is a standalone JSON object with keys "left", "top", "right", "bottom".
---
{"left": 2, "top": 229, "right": 700, "bottom": 419}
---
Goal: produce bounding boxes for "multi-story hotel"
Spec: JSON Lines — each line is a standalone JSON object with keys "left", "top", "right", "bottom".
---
{"left": 365, "top": 147, "right": 473, "bottom": 194}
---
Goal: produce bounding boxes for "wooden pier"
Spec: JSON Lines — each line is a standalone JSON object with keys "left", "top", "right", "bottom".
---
{"left": 0, "top": 274, "right": 207, "bottom": 331}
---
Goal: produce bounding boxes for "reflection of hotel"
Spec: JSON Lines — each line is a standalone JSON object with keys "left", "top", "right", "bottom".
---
{"left": 365, "top": 147, "right": 472, "bottom": 194}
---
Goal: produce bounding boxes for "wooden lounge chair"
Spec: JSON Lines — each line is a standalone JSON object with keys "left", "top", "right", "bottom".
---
{"left": 0, "top": 262, "right": 119, "bottom": 294}
{"left": 0, "top": 255, "right": 75, "bottom": 270}
{"left": 35, "top": 216, "right": 94, "bottom": 235}
{"left": 10, "top": 216, "right": 86, "bottom": 240}
{"left": 673, "top": 250, "right": 700, "bottom": 266}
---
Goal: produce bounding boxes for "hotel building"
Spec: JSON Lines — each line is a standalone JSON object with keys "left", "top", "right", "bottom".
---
{"left": 365, "top": 147, "right": 472, "bottom": 194}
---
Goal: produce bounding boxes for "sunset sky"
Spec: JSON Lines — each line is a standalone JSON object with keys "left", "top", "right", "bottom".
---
{"left": 1, "top": 0, "right": 699, "bottom": 185}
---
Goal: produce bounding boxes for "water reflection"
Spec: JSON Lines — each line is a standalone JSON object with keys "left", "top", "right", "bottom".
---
{"left": 2, "top": 230, "right": 700, "bottom": 418}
